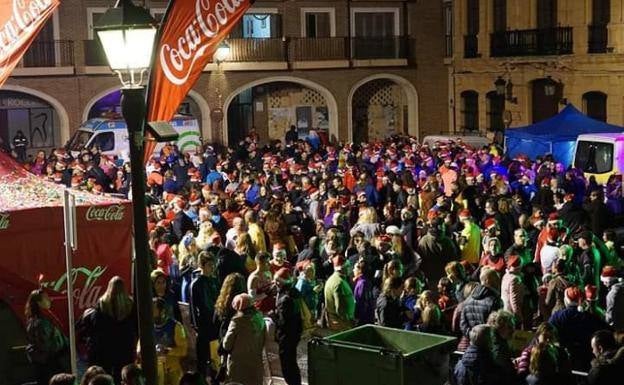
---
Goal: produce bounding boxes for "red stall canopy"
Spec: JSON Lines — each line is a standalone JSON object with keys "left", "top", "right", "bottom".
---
{"left": 0, "top": 151, "right": 133, "bottom": 331}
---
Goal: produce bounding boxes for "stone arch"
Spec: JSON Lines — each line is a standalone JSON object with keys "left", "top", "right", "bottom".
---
{"left": 347, "top": 73, "right": 419, "bottom": 142}
{"left": 0, "top": 84, "right": 71, "bottom": 144}
{"left": 83, "top": 87, "right": 212, "bottom": 140}
{"left": 223, "top": 76, "right": 339, "bottom": 145}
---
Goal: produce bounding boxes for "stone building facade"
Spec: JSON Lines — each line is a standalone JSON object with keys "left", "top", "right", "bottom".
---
{"left": 446, "top": 0, "right": 624, "bottom": 135}
{"left": 1, "top": 0, "right": 449, "bottom": 155}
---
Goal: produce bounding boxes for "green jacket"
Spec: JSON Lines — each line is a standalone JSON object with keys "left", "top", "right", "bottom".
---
{"left": 324, "top": 272, "right": 355, "bottom": 330}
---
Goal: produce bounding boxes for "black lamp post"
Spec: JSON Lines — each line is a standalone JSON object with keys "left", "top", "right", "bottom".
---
{"left": 94, "top": 1, "right": 157, "bottom": 383}
{"left": 494, "top": 76, "right": 506, "bottom": 96}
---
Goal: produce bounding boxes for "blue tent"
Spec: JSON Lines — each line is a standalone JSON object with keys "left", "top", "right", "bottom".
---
{"left": 505, "top": 104, "right": 623, "bottom": 166}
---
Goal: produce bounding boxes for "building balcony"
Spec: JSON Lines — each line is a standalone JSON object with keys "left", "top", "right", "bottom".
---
{"left": 290, "top": 37, "right": 347, "bottom": 61}
{"left": 588, "top": 24, "right": 608, "bottom": 53}
{"left": 464, "top": 34, "right": 479, "bottom": 58}
{"left": 11, "top": 40, "right": 74, "bottom": 76}
{"left": 490, "top": 27, "right": 573, "bottom": 57}
{"left": 228, "top": 38, "right": 287, "bottom": 62}
{"left": 351, "top": 37, "right": 407, "bottom": 60}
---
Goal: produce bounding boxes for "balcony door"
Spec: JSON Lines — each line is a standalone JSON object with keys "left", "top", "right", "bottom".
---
{"left": 352, "top": 8, "right": 400, "bottom": 59}
{"left": 305, "top": 12, "right": 332, "bottom": 38}
{"left": 230, "top": 13, "right": 282, "bottom": 38}
{"left": 22, "top": 18, "right": 55, "bottom": 67}
{"left": 493, "top": 0, "right": 507, "bottom": 33}
{"left": 537, "top": 0, "right": 557, "bottom": 29}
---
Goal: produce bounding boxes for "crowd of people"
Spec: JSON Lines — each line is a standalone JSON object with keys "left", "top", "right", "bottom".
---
{"left": 20, "top": 125, "right": 624, "bottom": 385}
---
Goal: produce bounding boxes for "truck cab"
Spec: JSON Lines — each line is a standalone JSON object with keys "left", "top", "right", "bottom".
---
{"left": 573, "top": 133, "right": 624, "bottom": 184}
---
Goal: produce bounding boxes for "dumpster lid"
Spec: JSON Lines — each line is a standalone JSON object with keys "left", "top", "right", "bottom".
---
{"left": 325, "top": 325, "right": 457, "bottom": 357}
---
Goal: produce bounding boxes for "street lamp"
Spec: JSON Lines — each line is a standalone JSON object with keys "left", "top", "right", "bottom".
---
{"left": 214, "top": 40, "right": 231, "bottom": 64}
{"left": 544, "top": 76, "right": 557, "bottom": 96}
{"left": 94, "top": 1, "right": 158, "bottom": 384}
{"left": 494, "top": 76, "right": 506, "bottom": 96}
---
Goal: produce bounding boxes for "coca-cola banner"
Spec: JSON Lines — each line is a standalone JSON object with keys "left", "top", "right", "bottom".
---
{"left": 144, "top": 0, "right": 254, "bottom": 162}
{"left": 0, "top": 203, "right": 133, "bottom": 331}
{"left": 0, "top": 0, "right": 61, "bottom": 87}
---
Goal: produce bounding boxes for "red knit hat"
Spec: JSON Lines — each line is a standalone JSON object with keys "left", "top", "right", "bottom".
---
{"left": 547, "top": 213, "right": 560, "bottom": 225}
{"left": 601, "top": 265, "right": 618, "bottom": 284}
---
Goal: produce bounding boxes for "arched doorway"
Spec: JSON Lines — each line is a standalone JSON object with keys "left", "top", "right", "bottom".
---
{"left": 223, "top": 77, "right": 339, "bottom": 145}
{"left": 531, "top": 78, "right": 562, "bottom": 123}
{"left": 348, "top": 74, "right": 419, "bottom": 143}
{"left": 83, "top": 88, "right": 211, "bottom": 141}
{"left": 0, "top": 89, "right": 66, "bottom": 159}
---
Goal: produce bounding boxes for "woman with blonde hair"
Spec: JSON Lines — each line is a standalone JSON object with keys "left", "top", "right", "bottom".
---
{"left": 178, "top": 233, "right": 199, "bottom": 302}
{"left": 417, "top": 290, "right": 443, "bottom": 333}
{"left": 234, "top": 232, "right": 257, "bottom": 273}
{"left": 80, "top": 276, "right": 137, "bottom": 383}
{"left": 196, "top": 221, "right": 220, "bottom": 250}
{"left": 350, "top": 207, "right": 381, "bottom": 241}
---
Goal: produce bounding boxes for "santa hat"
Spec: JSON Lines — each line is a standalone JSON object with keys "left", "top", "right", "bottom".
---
{"left": 458, "top": 209, "right": 471, "bottom": 220}
{"left": 531, "top": 212, "right": 544, "bottom": 227}
{"left": 600, "top": 265, "right": 618, "bottom": 285}
{"left": 547, "top": 213, "right": 560, "bottom": 226}
{"left": 563, "top": 193, "right": 574, "bottom": 202}
{"left": 507, "top": 255, "right": 521, "bottom": 271}
{"left": 189, "top": 192, "right": 202, "bottom": 206}
{"left": 385, "top": 225, "right": 402, "bottom": 236}
{"left": 564, "top": 286, "right": 583, "bottom": 307}
{"left": 584, "top": 285, "right": 598, "bottom": 302}
{"left": 484, "top": 218, "right": 497, "bottom": 230}
{"left": 232, "top": 293, "right": 252, "bottom": 312}
{"left": 274, "top": 267, "right": 293, "bottom": 284}
{"left": 332, "top": 255, "right": 345, "bottom": 271}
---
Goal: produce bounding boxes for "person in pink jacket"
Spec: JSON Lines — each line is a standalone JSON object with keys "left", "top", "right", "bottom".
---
{"left": 501, "top": 255, "right": 527, "bottom": 328}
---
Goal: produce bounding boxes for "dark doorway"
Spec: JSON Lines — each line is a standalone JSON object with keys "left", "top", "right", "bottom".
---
{"left": 227, "top": 89, "right": 253, "bottom": 145}
{"left": 538, "top": 0, "right": 558, "bottom": 29}
{"left": 486, "top": 91, "right": 505, "bottom": 132}
{"left": 583, "top": 91, "right": 607, "bottom": 122}
{"left": 532, "top": 79, "right": 561, "bottom": 123}
{"left": 461, "top": 90, "right": 479, "bottom": 132}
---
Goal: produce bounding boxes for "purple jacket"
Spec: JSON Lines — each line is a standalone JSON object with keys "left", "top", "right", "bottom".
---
{"left": 353, "top": 276, "right": 375, "bottom": 325}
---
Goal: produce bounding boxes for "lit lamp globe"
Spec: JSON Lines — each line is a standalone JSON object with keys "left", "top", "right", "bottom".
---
{"left": 94, "top": 0, "right": 157, "bottom": 88}
{"left": 214, "top": 41, "right": 231, "bottom": 64}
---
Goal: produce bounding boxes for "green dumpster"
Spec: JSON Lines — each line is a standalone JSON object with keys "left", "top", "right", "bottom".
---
{"left": 308, "top": 325, "right": 457, "bottom": 385}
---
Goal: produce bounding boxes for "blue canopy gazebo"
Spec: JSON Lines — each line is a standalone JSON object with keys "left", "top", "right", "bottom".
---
{"left": 504, "top": 104, "right": 623, "bottom": 166}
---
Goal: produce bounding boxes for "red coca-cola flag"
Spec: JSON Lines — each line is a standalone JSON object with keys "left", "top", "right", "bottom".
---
{"left": 144, "top": 0, "right": 254, "bottom": 162}
{"left": 0, "top": 0, "right": 61, "bottom": 87}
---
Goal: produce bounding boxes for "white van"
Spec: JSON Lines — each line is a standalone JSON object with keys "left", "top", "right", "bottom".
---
{"left": 66, "top": 115, "right": 201, "bottom": 160}
{"left": 421, "top": 134, "right": 491, "bottom": 149}
{"left": 573, "top": 133, "right": 624, "bottom": 185}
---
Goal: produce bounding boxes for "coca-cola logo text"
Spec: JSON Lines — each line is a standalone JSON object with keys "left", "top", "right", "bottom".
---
{"left": 0, "top": 213, "right": 9, "bottom": 230}
{"left": 41, "top": 265, "right": 108, "bottom": 311}
{"left": 86, "top": 204, "right": 125, "bottom": 221}
{"left": 0, "top": 0, "right": 56, "bottom": 70}
{"left": 159, "top": 0, "right": 248, "bottom": 85}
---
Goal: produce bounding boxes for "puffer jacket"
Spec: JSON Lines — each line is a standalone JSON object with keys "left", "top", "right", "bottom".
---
{"left": 459, "top": 284, "right": 503, "bottom": 336}
{"left": 453, "top": 345, "right": 501, "bottom": 385}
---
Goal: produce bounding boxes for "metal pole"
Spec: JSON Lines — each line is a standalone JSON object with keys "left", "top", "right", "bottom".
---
{"left": 121, "top": 86, "right": 157, "bottom": 385}
{"left": 62, "top": 189, "right": 78, "bottom": 375}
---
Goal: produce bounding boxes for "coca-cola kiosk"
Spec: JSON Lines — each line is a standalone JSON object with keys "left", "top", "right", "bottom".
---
{"left": 0, "top": 152, "right": 133, "bottom": 357}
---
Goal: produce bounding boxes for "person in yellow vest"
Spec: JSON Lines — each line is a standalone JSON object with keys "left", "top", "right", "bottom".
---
{"left": 152, "top": 298, "right": 188, "bottom": 385}
{"left": 458, "top": 209, "right": 481, "bottom": 265}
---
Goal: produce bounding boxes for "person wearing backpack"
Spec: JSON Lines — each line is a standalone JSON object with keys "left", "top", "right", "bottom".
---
{"left": 274, "top": 267, "right": 303, "bottom": 385}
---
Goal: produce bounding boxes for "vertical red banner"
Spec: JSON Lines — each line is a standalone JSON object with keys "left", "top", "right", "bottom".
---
{"left": 144, "top": 0, "right": 254, "bottom": 162}
{"left": 0, "top": 0, "right": 61, "bottom": 87}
